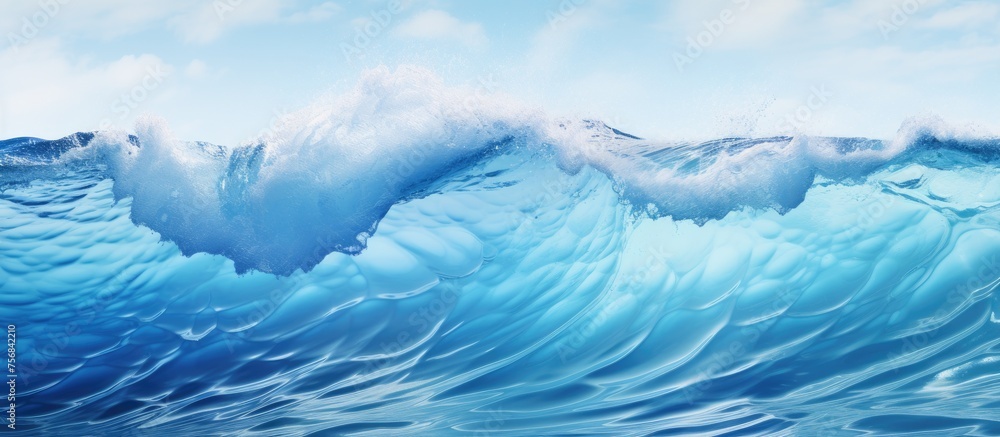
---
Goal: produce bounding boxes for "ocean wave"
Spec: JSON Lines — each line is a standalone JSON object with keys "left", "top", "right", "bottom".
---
{"left": 3, "top": 67, "right": 996, "bottom": 274}
{"left": 2, "top": 66, "right": 999, "bottom": 436}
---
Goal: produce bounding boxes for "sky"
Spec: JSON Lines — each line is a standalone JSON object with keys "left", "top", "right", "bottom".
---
{"left": 0, "top": 0, "right": 998, "bottom": 145}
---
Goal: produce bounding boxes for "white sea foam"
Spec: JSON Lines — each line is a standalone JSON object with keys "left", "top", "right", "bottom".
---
{"left": 49, "top": 66, "right": 1000, "bottom": 273}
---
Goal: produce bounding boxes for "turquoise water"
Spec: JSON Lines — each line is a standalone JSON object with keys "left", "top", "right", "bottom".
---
{"left": 2, "top": 68, "right": 999, "bottom": 435}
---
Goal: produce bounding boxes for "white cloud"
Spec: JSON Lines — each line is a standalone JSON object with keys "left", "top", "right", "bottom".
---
{"left": 288, "top": 1, "right": 342, "bottom": 23}
{"left": 0, "top": 39, "right": 176, "bottom": 139}
{"left": 754, "top": 42, "right": 1000, "bottom": 137}
{"left": 0, "top": 2, "right": 183, "bottom": 40}
{"left": 169, "top": 0, "right": 287, "bottom": 43}
{"left": 184, "top": 59, "right": 208, "bottom": 78}
{"left": 393, "top": 10, "right": 487, "bottom": 49}
{"left": 815, "top": 0, "right": 892, "bottom": 40}
{"left": 662, "top": 0, "right": 806, "bottom": 50}
{"left": 170, "top": 0, "right": 342, "bottom": 43}
{"left": 0, "top": 1, "right": 340, "bottom": 47}
{"left": 527, "top": 0, "right": 614, "bottom": 72}
{"left": 918, "top": 2, "right": 1000, "bottom": 29}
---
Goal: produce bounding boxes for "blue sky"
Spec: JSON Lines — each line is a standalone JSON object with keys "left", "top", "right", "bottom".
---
{"left": 1, "top": 0, "right": 998, "bottom": 144}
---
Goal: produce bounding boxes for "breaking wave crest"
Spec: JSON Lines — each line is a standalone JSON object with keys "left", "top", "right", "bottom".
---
{"left": 5, "top": 66, "right": 997, "bottom": 274}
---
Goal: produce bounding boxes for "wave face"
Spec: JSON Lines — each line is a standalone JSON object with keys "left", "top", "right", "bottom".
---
{"left": 2, "top": 67, "right": 1000, "bottom": 435}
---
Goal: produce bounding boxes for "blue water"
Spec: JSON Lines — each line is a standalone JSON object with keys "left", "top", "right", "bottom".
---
{"left": 2, "top": 68, "right": 1000, "bottom": 435}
